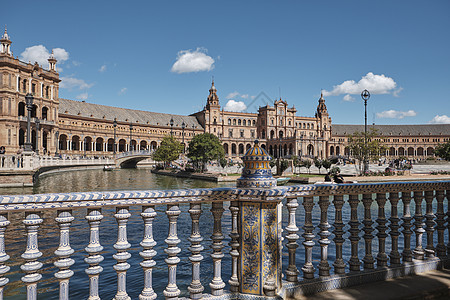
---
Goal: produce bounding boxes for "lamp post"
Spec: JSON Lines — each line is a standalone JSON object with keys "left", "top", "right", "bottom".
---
{"left": 181, "top": 121, "right": 186, "bottom": 153}
{"left": 192, "top": 124, "right": 195, "bottom": 136}
{"left": 113, "top": 118, "right": 117, "bottom": 156}
{"left": 129, "top": 123, "right": 133, "bottom": 152}
{"left": 361, "top": 89, "right": 370, "bottom": 173}
{"left": 35, "top": 118, "right": 40, "bottom": 155}
{"left": 170, "top": 117, "right": 174, "bottom": 136}
{"left": 24, "top": 93, "right": 33, "bottom": 152}
{"left": 84, "top": 137, "right": 87, "bottom": 157}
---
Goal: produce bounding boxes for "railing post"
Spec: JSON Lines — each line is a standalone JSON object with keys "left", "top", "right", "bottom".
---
{"left": 113, "top": 206, "right": 131, "bottom": 300}
{"left": 376, "top": 193, "right": 388, "bottom": 268}
{"left": 413, "top": 191, "right": 425, "bottom": 260}
{"left": 424, "top": 190, "right": 436, "bottom": 258}
{"left": 285, "top": 197, "right": 300, "bottom": 281}
{"left": 164, "top": 204, "right": 181, "bottom": 299}
{"left": 54, "top": 210, "right": 75, "bottom": 300}
{"left": 188, "top": 203, "right": 204, "bottom": 299}
{"left": 435, "top": 190, "right": 446, "bottom": 258}
{"left": 318, "top": 195, "right": 331, "bottom": 277}
{"left": 210, "top": 202, "right": 225, "bottom": 296}
{"left": 332, "top": 195, "right": 345, "bottom": 274}
{"left": 229, "top": 201, "right": 240, "bottom": 293}
{"left": 140, "top": 205, "right": 157, "bottom": 300}
{"left": 401, "top": 191, "right": 413, "bottom": 262}
{"left": 348, "top": 194, "right": 361, "bottom": 271}
{"left": 85, "top": 208, "right": 104, "bottom": 300}
{"left": 388, "top": 193, "right": 401, "bottom": 266}
{"left": 362, "top": 193, "right": 375, "bottom": 270}
{"left": 0, "top": 213, "right": 9, "bottom": 300}
{"left": 21, "top": 211, "right": 43, "bottom": 300}
{"left": 301, "top": 196, "right": 315, "bottom": 279}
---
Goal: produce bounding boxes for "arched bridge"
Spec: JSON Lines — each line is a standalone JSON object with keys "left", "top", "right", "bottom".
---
{"left": 115, "top": 150, "right": 154, "bottom": 168}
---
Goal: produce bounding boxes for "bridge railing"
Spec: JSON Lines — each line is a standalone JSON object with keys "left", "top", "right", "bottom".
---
{"left": 0, "top": 154, "right": 114, "bottom": 170}
{"left": 0, "top": 181, "right": 448, "bottom": 299}
{"left": 115, "top": 149, "right": 154, "bottom": 159}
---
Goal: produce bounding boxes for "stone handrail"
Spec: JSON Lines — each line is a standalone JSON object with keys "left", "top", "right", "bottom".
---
{"left": 0, "top": 181, "right": 448, "bottom": 299}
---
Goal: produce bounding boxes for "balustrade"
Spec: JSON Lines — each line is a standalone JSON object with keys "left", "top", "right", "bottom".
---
{"left": 0, "top": 181, "right": 446, "bottom": 299}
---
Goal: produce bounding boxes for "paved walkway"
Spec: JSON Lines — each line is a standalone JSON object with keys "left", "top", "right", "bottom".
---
{"left": 289, "top": 268, "right": 450, "bottom": 300}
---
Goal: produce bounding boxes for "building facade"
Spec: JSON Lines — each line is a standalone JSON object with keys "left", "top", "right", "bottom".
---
{"left": 1, "top": 29, "right": 449, "bottom": 160}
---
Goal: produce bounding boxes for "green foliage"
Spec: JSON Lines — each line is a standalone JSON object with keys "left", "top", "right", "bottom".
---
{"left": 314, "top": 158, "right": 323, "bottom": 174}
{"left": 219, "top": 158, "right": 227, "bottom": 168}
{"left": 152, "top": 135, "right": 183, "bottom": 168}
{"left": 347, "top": 128, "right": 387, "bottom": 175}
{"left": 269, "top": 159, "right": 277, "bottom": 168}
{"left": 187, "top": 133, "right": 224, "bottom": 172}
{"left": 302, "top": 159, "right": 312, "bottom": 174}
{"left": 436, "top": 141, "right": 450, "bottom": 161}
{"left": 330, "top": 166, "right": 340, "bottom": 175}
{"left": 279, "top": 159, "right": 289, "bottom": 175}
{"left": 322, "top": 159, "right": 332, "bottom": 171}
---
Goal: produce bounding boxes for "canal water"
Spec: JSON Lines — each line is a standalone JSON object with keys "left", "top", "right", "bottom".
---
{"left": 0, "top": 168, "right": 447, "bottom": 299}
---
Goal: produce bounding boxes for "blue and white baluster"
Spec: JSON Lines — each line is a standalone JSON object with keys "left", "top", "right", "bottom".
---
{"left": 376, "top": 193, "right": 388, "bottom": 268}
{"left": 318, "top": 195, "right": 331, "bottom": 277}
{"left": 285, "top": 197, "right": 300, "bottom": 281}
{"left": 140, "top": 205, "right": 157, "bottom": 300}
{"left": 54, "top": 210, "right": 75, "bottom": 300}
{"left": 413, "top": 191, "right": 425, "bottom": 260}
{"left": 348, "top": 195, "right": 361, "bottom": 271}
{"left": 188, "top": 203, "right": 204, "bottom": 299}
{"left": 435, "top": 190, "right": 446, "bottom": 258}
{"left": 85, "top": 208, "right": 104, "bottom": 300}
{"left": 332, "top": 195, "right": 346, "bottom": 274}
{"left": 113, "top": 207, "right": 131, "bottom": 300}
{"left": 362, "top": 193, "right": 375, "bottom": 270}
{"left": 164, "top": 204, "right": 181, "bottom": 299}
{"left": 388, "top": 193, "right": 401, "bottom": 266}
{"left": 401, "top": 191, "right": 413, "bottom": 262}
{"left": 424, "top": 191, "right": 436, "bottom": 258}
{"left": 21, "top": 211, "right": 43, "bottom": 300}
{"left": 210, "top": 202, "right": 225, "bottom": 296}
{"left": 302, "top": 196, "right": 315, "bottom": 279}
{"left": 0, "top": 213, "right": 9, "bottom": 300}
{"left": 228, "top": 201, "right": 240, "bottom": 293}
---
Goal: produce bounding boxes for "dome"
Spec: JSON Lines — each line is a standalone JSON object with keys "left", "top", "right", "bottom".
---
{"left": 236, "top": 140, "right": 277, "bottom": 188}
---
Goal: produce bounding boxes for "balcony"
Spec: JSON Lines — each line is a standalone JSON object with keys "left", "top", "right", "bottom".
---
{"left": 0, "top": 180, "right": 448, "bottom": 299}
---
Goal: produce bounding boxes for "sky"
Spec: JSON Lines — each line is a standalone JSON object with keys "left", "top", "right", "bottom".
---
{"left": 3, "top": 0, "right": 450, "bottom": 125}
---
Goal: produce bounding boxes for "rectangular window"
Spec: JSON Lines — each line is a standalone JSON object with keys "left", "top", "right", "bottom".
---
{"left": 7, "top": 129, "right": 11, "bottom": 145}
{"left": 32, "top": 83, "right": 36, "bottom": 94}
{"left": 8, "top": 98, "right": 11, "bottom": 115}
{"left": 229, "top": 129, "right": 233, "bottom": 138}
{"left": 240, "top": 130, "right": 244, "bottom": 138}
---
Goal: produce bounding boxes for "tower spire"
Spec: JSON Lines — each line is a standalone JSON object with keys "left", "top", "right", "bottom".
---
{"left": 48, "top": 49, "right": 57, "bottom": 72}
{"left": 0, "top": 25, "right": 12, "bottom": 56}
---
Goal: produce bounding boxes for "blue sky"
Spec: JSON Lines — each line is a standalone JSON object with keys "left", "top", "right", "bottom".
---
{"left": 3, "top": 0, "right": 450, "bottom": 125}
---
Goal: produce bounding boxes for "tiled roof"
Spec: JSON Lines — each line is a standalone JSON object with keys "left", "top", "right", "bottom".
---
{"left": 332, "top": 124, "right": 450, "bottom": 136}
{"left": 59, "top": 98, "right": 203, "bottom": 129}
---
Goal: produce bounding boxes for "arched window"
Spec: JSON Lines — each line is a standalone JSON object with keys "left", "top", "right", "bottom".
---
{"left": 228, "top": 119, "right": 231, "bottom": 125}
{"left": 18, "top": 102, "right": 25, "bottom": 116}
{"left": 243, "top": 119, "right": 246, "bottom": 126}
{"left": 262, "top": 129, "right": 266, "bottom": 139}
{"left": 238, "top": 119, "right": 241, "bottom": 126}
{"left": 233, "top": 119, "right": 236, "bottom": 125}
{"left": 252, "top": 120, "right": 256, "bottom": 126}
{"left": 42, "top": 107, "right": 48, "bottom": 120}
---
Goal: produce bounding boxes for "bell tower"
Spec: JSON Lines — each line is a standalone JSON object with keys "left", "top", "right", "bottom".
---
{"left": 48, "top": 50, "right": 57, "bottom": 72}
{"left": 206, "top": 79, "right": 220, "bottom": 110}
{"left": 0, "top": 26, "right": 12, "bottom": 56}
{"left": 315, "top": 92, "right": 332, "bottom": 157}
{"left": 204, "top": 79, "right": 221, "bottom": 136}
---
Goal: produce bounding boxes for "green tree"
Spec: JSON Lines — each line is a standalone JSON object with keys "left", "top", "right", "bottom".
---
{"left": 152, "top": 135, "right": 183, "bottom": 169}
{"left": 219, "top": 157, "right": 227, "bottom": 168}
{"left": 436, "top": 141, "right": 450, "bottom": 161}
{"left": 314, "top": 158, "right": 323, "bottom": 174}
{"left": 292, "top": 155, "right": 300, "bottom": 174}
{"left": 302, "top": 159, "right": 312, "bottom": 174}
{"left": 322, "top": 159, "right": 332, "bottom": 173}
{"left": 347, "top": 128, "right": 387, "bottom": 175}
{"left": 187, "top": 133, "right": 224, "bottom": 172}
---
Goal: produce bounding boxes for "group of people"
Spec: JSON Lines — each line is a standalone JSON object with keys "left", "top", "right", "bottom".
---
{"left": 324, "top": 171, "right": 351, "bottom": 184}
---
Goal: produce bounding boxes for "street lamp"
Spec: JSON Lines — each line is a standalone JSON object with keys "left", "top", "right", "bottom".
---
{"left": 113, "top": 118, "right": 117, "bottom": 156}
{"left": 361, "top": 89, "right": 370, "bottom": 173}
{"left": 192, "top": 124, "right": 196, "bottom": 136}
{"left": 35, "top": 118, "right": 40, "bottom": 155}
{"left": 181, "top": 121, "right": 186, "bottom": 153}
{"left": 129, "top": 123, "right": 133, "bottom": 152}
{"left": 24, "top": 93, "right": 33, "bottom": 152}
{"left": 170, "top": 117, "right": 174, "bottom": 136}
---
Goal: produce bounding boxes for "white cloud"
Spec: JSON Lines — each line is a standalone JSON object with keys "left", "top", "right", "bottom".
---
{"left": 241, "top": 94, "right": 249, "bottom": 99}
{"left": 20, "top": 45, "right": 69, "bottom": 67}
{"left": 224, "top": 100, "right": 247, "bottom": 112}
{"left": 376, "top": 110, "right": 417, "bottom": 119}
{"left": 226, "top": 91, "right": 240, "bottom": 99}
{"left": 429, "top": 115, "right": 450, "bottom": 124}
{"left": 226, "top": 91, "right": 253, "bottom": 100}
{"left": 76, "top": 93, "right": 89, "bottom": 100}
{"left": 343, "top": 94, "right": 354, "bottom": 102}
{"left": 171, "top": 48, "right": 215, "bottom": 74}
{"left": 72, "top": 61, "right": 81, "bottom": 67}
{"left": 323, "top": 72, "right": 399, "bottom": 97}
{"left": 60, "top": 76, "right": 94, "bottom": 90}
{"left": 99, "top": 65, "right": 107, "bottom": 72}
{"left": 119, "top": 87, "right": 127, "bottom": 95}
{"left": 393, "top": 87, "right": 403, "bottom": 97}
